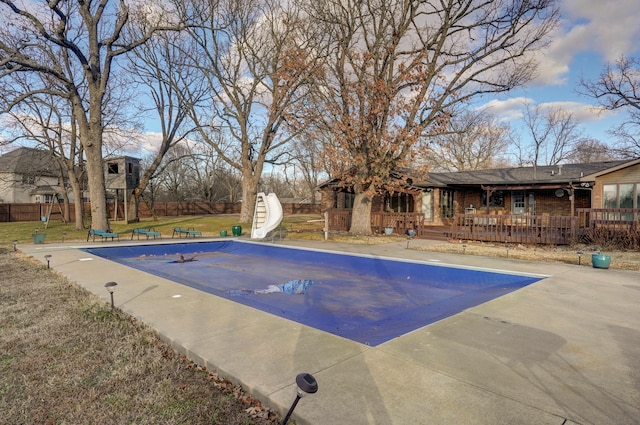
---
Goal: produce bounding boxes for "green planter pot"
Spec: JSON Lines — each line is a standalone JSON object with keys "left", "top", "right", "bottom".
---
{"left": 231, "top": 225, "right": 242, "bottom": 236}
{"left": 592, "top": 254, "right": 611, "bottom": 269}
{"left": 384, "top": 227, "right": 394, "bottom": 235}
{"left": 32, "top": 233, "right": 46, "bottom": 244}
{"left": 219, "top": 230, "right": 228, "bottom": 237}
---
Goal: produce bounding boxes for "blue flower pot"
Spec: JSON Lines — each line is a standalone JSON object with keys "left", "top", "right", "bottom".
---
{"left": 592, "top": 254, "right": 611, "bottom": 269}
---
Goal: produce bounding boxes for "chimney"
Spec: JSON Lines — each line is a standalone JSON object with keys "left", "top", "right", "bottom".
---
{"left": 557, "top": 164, "right": 563, "bottom": 175}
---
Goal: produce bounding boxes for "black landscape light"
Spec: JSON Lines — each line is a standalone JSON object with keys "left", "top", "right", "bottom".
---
{"left": 281, "top": 373, "right": 318, "bottom": 425}
{"left": 62, "top": 232, "right": 67, "bottom": 243}
{"left": 44, "top": 254, "right": 52, "bottom": 269}
{"left": 104, "top": 281, "right": 118, "bottom": 310}
{"left": 12, "top": 240, "right": 17, "bottom": 251}
{"left": 577, "top": 251, "right": 584, "bottom": 265}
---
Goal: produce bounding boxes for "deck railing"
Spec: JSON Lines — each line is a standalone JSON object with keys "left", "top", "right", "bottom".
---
{"left": 450, "top": 214, "right": 576, "bottom": 245}
{"left": 576, "top": 208, "right": 640, "bottom": 230}
{"left": 325, "top": 208, "right": 640, "bottom": 246}
{"left": 329, "top": 210, "right": 424, "bottom": 235}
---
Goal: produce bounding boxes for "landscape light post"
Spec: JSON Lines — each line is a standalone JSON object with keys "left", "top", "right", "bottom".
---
{"left": 104, "top": 281, "right": 118, "bottom": 310}
{"left": 12, "top": 240, "right": 17, "bottom": 251}
{"left": 281, "top": 373, "right": 318, "bottom": 425}
{"left": 44, "top": 254, "right": 51, "bottom": 269}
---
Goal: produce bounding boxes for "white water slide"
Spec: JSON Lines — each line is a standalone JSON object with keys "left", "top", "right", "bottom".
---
{"left": 251, "top": 192, "right": 283, "bottom": 239}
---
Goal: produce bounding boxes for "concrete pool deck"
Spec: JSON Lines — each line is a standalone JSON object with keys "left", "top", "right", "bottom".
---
{"left": 23, "top": 238, "right": 640, "bottom": 425}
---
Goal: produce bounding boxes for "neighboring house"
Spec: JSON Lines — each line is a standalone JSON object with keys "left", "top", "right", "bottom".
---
{"left": 0, "top": 147, "right": 64, "bottom": 204}
{"left": 320, "top": 158, "right": 640, "bottom": 243}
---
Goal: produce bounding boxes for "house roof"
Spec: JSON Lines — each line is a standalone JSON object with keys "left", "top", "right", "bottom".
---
{"left": 317, "top": 158, "right": 640, "bottom": 191}
{"left": 0, "top": 147, "right": 60, "bottom": 177}
{"left": 418, "top": 160, "right": 640, "bottom": 187}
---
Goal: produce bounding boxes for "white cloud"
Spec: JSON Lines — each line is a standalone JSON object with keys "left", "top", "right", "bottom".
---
{"left": 137, "top": 132, "right": 165, "bottom": 153}
{"left": 477, "top": 97, "right": 533, "bottom": 121}
{"left": 528, "top": 0, "right": 640, "bottom": 87}
{"left": 478, "top": 98, "right": 617, "bottom": 124}
{"left": 536, "top": 101, "right": 616, "bottom": 122}
{"left": 562, "top": 0, "right": 640, "bottom": 61}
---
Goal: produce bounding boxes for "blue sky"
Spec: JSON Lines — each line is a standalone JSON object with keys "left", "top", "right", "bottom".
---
{"left": 135, "top": 0, "right": 640, "bottom": 153}
{"left": 479, "top": 0, "right": 640, "bottom": 144}
{"left": 1, "top": 0, "right": 638, "bottom": 157}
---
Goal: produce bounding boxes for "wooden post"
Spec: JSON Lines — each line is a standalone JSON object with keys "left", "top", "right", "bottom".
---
{"left": 324, "top": 211, "right": 329, "bottom": 241}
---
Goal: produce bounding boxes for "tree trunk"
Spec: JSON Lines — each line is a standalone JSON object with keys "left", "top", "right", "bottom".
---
{"left": 69, "top": 179, "right": 84, "bottom": 230}
{"left": 239, "top": 169, "right": 260, "bottom": 224}
{"left": 84, "top": 144, "right": 109, "bottom": 230}
{"left": 349, "top": 192, "right": 373, "bottom": 235}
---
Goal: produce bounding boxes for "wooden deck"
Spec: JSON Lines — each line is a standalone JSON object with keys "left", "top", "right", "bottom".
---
{"left": 450, "top": 214, "right": 576, "bottom": 245}
{"left": 326, "top": 208, "right": 640, "bottom": 245}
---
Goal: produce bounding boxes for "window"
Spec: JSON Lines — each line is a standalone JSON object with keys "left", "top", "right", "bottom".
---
{"left": 108, "top": 163, "right": 119, "bottom": 174}
{"left": 619, "top": 184, "right": 634, "bottom": 208}
{"left": 481, "top": 190, "right": 504, "bottom": 207}
{"left": 440, "top": 190, "right": 454, "bottom": 218}
{"left": 603, "top": 183, "right": 640, "bottom": 208}
{"left": 603, "top": 183, "right": 640, "bottom": 221}
{"left": 343, "top": 192, "right": 355, "bottom": 209}
{"left": 603, "top": 184, "right": 617, "bottom": 208}
{"left": 385, "top": 192, "right": 414, "bottom": 213}
{"left": 21, "top": 175, "right": 36, "bottom": 185}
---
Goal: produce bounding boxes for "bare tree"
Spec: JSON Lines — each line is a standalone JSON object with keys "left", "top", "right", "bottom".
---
{"left": 426, "top": 109, "right": 512, "bottom": 171}
{"left": 566, "top": 138, "right": 618, "bottom": 163}
{"left": 126, "top": 28, "right": 201, "bottom": 219}
{"left": 0, "top": 0, "right": 175, "bottom": 230}
{"left": 2, "top": 90, "right": 86, "bottom": 229}
{"left": 173, "top": 0, "right": 321, "bottom": 223}
{"left": 515, "top": 102, "right": 584, "bottom": 167}
{"left": 301, "top": 0, "right": 559, "bottom": 235}
{"left": 580, "top": 55, "right": 640, "bottom": 157}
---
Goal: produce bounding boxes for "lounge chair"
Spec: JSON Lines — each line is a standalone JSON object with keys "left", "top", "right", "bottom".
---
{"left": 131, "top": 228, "right": 161, "bottom": 240}
{"left": 87, "top": 229, "right": 119, "bottom": 242}
{"left": 172, "top": 227, "right": 202, "bottom": 238}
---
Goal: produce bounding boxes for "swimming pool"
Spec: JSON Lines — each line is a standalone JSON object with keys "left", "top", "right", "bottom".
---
{"left": 83, "top": 241, "right": 544, "bottom": 346}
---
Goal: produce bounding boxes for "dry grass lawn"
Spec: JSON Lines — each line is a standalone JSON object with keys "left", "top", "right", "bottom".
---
{"left": 413, "top": 239, "right": 640, "bottom": 271}
{"left": 0, "top": 248, "right": 279, "bottom": 425}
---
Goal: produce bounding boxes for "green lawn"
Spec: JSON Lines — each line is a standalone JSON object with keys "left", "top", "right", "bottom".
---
{"left": 0, "top": 214, "right": 327, "bottom": 247}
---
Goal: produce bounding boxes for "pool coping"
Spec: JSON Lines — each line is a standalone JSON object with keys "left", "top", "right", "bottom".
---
{"left": 23, "top": 237, "right": 640, "bottom": 425}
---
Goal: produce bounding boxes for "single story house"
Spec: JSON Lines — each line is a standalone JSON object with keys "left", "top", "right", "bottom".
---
{"left": 319, "top": 159, "right": 640, "bottom": 244}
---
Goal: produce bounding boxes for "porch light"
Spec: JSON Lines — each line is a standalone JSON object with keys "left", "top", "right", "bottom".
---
{"left": 104, "top": 281, "right": 118, "bottom": 310}
{"left": 44, "top": 254, "right": 52, "bottom": 269}
{"left": 281, "top": 373, "right": 318, "bottom": 425}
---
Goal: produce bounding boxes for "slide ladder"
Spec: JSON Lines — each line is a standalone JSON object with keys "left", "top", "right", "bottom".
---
{"left": 251, "top": 192, "right": 283, "bottom": 239}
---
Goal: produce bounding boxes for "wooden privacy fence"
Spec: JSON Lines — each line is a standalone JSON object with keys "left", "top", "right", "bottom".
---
{"left": 450, "top": 213, "right": 577, "bottom": 245}
{"left": 0, "top": 201, "right": 321, "bottom": 222}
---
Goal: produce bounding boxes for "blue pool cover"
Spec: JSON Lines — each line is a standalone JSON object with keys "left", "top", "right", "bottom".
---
{"left": 83, "top": 241, "right": 543, "bottom": 346}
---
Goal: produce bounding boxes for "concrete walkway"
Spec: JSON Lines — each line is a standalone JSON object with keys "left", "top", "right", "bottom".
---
{"left": 23, "top": 238, "right": 640, "bottom": 425}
